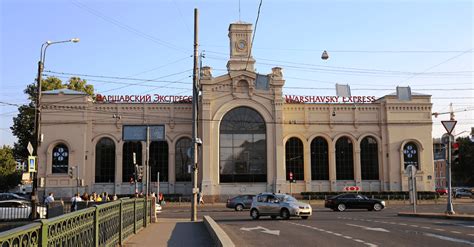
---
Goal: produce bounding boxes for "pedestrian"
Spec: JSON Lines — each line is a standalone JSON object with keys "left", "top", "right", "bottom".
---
{"left": 158, "top": 193, "right": 164, "bottom": 205}
{"left": 71, "top": 193, "right": 82, "bottom": 212}
{"left": 199, "top": 191, "right": 204, "bottom": 205}
{"left": 112, "top": 194, "right": 118, "bottom": 201}
{"left": 44, "top": 192, "right": 54, "bottom": 205}
{"left": 101, "top": 192, "right": 109, "bottom": 202}
{"left": 81, "top": 192, "right": 89, "bottom": 201}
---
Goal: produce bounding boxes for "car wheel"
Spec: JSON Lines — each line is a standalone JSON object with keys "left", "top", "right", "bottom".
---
{"left": 373, "top": 203, "right": 383, "bottom": 211}
{"left": 251, "top": 209, "right": 260, "bottom": 220}
{"left": 301, "top": 216, "right": 309, "bottom": 220}
{"left": 271, "top": 215, "right": 277, "bottom": 220}
{"left": 235, "top": 204, "right": 244, "bottom": 211}
{"left": 337, "top": 203, "right": 346, "bottom": 212}
{"left": 280, "top": 208, "right": 290, "bottom": 220}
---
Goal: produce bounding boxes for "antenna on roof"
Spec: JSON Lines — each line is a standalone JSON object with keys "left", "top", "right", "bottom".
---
{"left": 239, "top": 0, "right": 241, "bottom": 21}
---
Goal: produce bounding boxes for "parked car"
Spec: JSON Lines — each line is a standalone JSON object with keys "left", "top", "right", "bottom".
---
{"left": 454, "top": 188, "right": 473, "bottom": 198}
{"left": 325, "top": 193, "right": 385, "bottom": 212}
{"left": 435, "top": 187, "right": 448, "bottom": 195}
{"left": 226, "top": 194, "right": 254, "bottom": 211}
{"left": 250, "top": 193, "right": 312, "bottom": 220}
{"left": 0, "top": 193, "right": 27, "bottom": 201}
{"left": 0, "top": 200, "right": 46, "bottom": 220}
{"left": 155, "top": 203, "right": 162, "bottom": 213}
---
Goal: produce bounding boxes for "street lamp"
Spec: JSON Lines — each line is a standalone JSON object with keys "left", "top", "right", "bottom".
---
{"left": 32, "top": 38, "right": 79, "bottom": 217}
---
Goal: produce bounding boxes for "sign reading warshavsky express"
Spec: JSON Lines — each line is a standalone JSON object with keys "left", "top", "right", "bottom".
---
{"left": 96, "top": 94, "right": 377, "bottom": 104}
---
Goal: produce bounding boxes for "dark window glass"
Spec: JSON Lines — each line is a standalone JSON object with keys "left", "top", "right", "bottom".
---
{"left": 219, "top": 107, "right": 267, "bottom": 183}
{"left": 122, "top": 142, "right": 142, "bottom": 182}
{"left": 341, "top": 194, "right": 356, "bottom": 199}
{"left": 403, "top": 142, "right": 419, "bottom": 170}
{"left": 311, "top": 137, "right": 329, "bottom": 180}
{"left": 150, "top": 141, "right": 169, "bottom": 182}
{"left": 175, "top": 138, "right": 192, "bottom": 182}
{"left": 95, "top": 138, "right": 115, "bottom": 183}
{"left": 285, "top": 137, "right": 304, "bottom": 181}
{"left": 336, "top": 137, "right": 354, "bottom": 180}
{"left": 52, "top": 144, "right": 69, "bottom": 173}
{"left": 360, "top": 136, "right": 379, "bottom": 180}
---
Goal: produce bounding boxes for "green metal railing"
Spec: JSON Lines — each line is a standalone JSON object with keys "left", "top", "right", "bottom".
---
{"left": 0, "top": 198, "right": 152, "bottom": 247}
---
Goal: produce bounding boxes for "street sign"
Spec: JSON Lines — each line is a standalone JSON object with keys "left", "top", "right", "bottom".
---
{"left": 441, "top": 133, "right": 454, "bottom": 144}
{"left": 28, "top": 156, "right": 36, "bottom": 172}
{"left": 27, "top": 142, "right": 33, "bottom": 155}
{"left": 441, "top": 120, "right": 457, "bottom": 135}
{"left": 343, "top": 186, "right": 361, "bottom": 192}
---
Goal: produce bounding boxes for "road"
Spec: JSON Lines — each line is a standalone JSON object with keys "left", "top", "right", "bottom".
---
{"left": 160, "top": 203, "right": 474, "bottom": 247}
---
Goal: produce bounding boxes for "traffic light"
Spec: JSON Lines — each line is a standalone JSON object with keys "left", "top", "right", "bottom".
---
{"left": 452, "top": 142, "right": 460, "bottom": 165}
{"left": 68, "top": 167, "right": 74, "bottom": 178}
{"left": 289, "top": 172, "right": 295, "bottom": 183}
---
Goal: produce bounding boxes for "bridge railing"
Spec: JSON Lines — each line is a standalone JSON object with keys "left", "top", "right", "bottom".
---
{"left": 0, "top": 197, "right": 153, "bottom": 247}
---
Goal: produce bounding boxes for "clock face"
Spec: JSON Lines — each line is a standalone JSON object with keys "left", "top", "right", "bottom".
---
{"left": 237, "top": 40, "right": 246, "bottom": 50}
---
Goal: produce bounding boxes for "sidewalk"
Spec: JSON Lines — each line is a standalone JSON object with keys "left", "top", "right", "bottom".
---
{"left": 122, "top": 218, "right": 215, "bottom": 247}
{"left": 398, "top": 212, "right": 474, "bottom": 221}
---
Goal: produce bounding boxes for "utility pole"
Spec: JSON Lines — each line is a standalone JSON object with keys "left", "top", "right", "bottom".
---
{"left": 191, "top": 8, "right": 199, "bottom": 222}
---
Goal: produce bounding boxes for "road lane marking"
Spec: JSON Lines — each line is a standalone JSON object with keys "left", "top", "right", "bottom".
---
{"left": 346, "top": 223, "right": 390, "bottom": 232}
{"left": 286, "top": 221, "right": 378, "bottom": 247}
{"left": 399, "top": 223, "right": 407, "bottom": 226}
{"left": 240, "top": 226, "right": 280, "bottom": 236}
{"left": 451, "top": 231, "right": 461, "bottom": 234}
{"left": 410, "top": 225, "right": 418, "bottom": 227}
{"left": 434, "top": 228, "right": 445, "bottom": 232}
{"left": 469, "top": 234, "right": 474, "bottom": 237}
{"left": 423, "top": 232, "right": 474, "bottom": 245}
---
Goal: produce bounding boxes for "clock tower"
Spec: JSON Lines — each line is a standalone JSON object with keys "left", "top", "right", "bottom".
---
{"left": 227, "top": 22, "right": 256, "bottom": 72}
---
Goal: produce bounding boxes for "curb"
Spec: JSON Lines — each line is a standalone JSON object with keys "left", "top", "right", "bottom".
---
{"left": 397, "top": 212, "right": 474, "bottom": 221}
{"left": 203, "top": 215, "right": 235, "bottom": 247}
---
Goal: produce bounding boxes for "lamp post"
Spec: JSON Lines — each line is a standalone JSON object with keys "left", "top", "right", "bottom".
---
{"left": 32, "top": 38, "right": 79, "bottom": 218}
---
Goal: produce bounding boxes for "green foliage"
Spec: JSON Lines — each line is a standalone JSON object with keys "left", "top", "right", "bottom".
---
{"left": 10, "top": 76, "right": 94, "bottom": 160}
{"left": 452, "top": 136, "right": 474, "bottom": 186}
{"left": 0, "top": 145, "right": 22, "bottom": 192}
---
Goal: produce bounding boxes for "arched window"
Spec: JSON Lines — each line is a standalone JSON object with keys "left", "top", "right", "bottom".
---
{"left": 219, "top": 107, "right": 266, "bottom": 183}
{"left": 336, "top": 137, "right": 354, "bottom": 180}
{"left": 150, "top": 141, "right": 169, "bottom": 182}
{"left": 311, "top": 137, "right": 329, "bottom": 180}
{"left": 95, "top": 138, "right": 115, "bottom": 183}
{"left": 175, "top": 137, "right": 192, "bottom": 182}
{"left": 360, "top": 136, "right": 379, "bottom": 180}
{"left": 122, "top": 142, "right": 142, "bottom": 182}
{"left": 286, "top": 137, "right": 304, "bottom": 181}
{"left": 403, "top": 142, "right": 419, "bottom": 170}
{"left": 52, "top": 143, "right": 68, "bottom": 173}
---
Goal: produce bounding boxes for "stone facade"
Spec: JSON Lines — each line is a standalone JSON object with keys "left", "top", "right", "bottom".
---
{"left": 37, "top": 22, "right": 435, "bottom": 199}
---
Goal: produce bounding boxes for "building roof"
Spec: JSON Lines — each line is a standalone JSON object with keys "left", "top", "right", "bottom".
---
{"left": 42, "top": 89, "right": 87, "bottom": 95}
{"left": 385, "top": 91, "right": 431, "bottom": 97}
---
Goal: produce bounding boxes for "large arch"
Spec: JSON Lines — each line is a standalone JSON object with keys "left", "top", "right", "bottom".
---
{"left": 360, "top": 135, "right": 379, "bottom": 180}
{"left": 219, "top": 106, "right": 267, "bottom": 183}
{"left": 122, "top": 141, "right": 142, "bottom": 183}
{"left": 95, "top": 137, "right": 116, "bottom": 183}
{"left": 335, "top": 136, "right": 354, "bottom": 180}
{"left": 310, "top": 136, "right": 329, "bottom": 180}
{"left": 285, "top": 137, "right": 304, "bottom": 181}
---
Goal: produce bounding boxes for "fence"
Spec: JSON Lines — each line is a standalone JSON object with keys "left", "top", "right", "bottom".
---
{"left": 0, "top": 197, "right": 152, "bottom": 247}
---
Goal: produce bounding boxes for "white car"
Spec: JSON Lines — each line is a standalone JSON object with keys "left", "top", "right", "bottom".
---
{"left": 0, "top": 200, "right": 47, "bottom": 220}
{"left": 155, "top": 203, "right": 162, "bottom": 213}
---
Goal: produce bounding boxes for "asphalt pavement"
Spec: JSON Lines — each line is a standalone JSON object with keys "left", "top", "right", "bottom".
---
{"left": 155, "top": 201, "right": 474, "bottom": 247}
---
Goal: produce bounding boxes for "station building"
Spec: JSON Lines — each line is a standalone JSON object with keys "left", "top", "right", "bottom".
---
{"left": 37, "top": 22, "right": 435, "bottom": 200}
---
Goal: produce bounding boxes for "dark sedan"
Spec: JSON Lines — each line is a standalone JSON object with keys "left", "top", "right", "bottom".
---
{"left": 226, "top": 194, "right": 254, "bottom": 211}
{"left": 325, "top": 193, "right": 385, "bottom": 212}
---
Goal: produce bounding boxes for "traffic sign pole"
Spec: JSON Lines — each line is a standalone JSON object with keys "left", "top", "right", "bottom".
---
{"left": 446, "top": 135, "right": 455, "bottom": 215}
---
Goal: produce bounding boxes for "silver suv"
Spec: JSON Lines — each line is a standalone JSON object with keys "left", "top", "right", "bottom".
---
{"left": 250, "top": 193, "right": 312, "bottom": 220}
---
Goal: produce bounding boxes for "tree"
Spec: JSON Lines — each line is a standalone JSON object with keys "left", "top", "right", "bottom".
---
{"left": 0, "top": 145, "right": 22, "bottom": 192}
{"left": 10, "top": 76, "right": 94, "bottom": 160}
{"left": 452, "top": 136, "right": 474, "bottom": 186}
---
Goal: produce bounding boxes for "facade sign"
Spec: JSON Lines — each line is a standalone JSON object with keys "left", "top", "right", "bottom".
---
{"left": 123, "top": 125, "right": 165, "bottom": 141}
{"left": 28, "top": 156, "right": 36, "bottom": 173}
{"left": 97, "top": 93, "right": 376, "bottom": 104}
{"left": 284, "top": 95, "right": 376, "bottom": 104}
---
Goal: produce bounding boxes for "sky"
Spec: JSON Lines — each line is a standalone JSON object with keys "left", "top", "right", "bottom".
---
{"left": 0, "top": 0, "right": 473, "bottom": 147}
